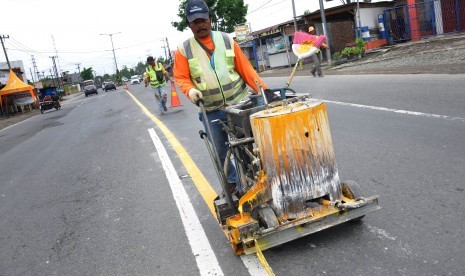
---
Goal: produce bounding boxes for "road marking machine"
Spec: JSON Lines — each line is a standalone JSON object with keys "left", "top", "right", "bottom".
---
{"left": 199, "top": 90, "right": 380, "bottom": 257}
{"left": 198, "top": 33, "right": 380, "bottom": 257}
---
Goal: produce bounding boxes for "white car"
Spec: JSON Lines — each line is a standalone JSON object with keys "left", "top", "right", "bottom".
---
{"left": 130, "top": 75, "right": 140, "bottom": 85}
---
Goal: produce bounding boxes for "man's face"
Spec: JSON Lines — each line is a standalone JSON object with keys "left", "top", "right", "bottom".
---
{"left": 188, "top": 18, "right": 211, "bottom": 39}
{"left": 148, "top": 60, "right": 155, "bottom": 67}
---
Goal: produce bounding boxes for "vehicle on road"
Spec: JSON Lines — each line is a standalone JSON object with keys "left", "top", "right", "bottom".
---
{"left": 122, "top": 76, "right": 129, "bottom": 82}
{"left": 130, "top": 75, "right": 140, "bottom": 85}
{"left": 84, "top": 84, "right": 98, "bottom": 97}
{"left": 83, "top": 79, "right": 95, "bottom": 86}
{"left": 39, "top": 94, "right": 61, "bottom": 113}
{"left": 104, "top": 81, "right": 117, "bottom": 92}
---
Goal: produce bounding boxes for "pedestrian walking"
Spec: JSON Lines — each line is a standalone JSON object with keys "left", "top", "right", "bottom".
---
{"left": 308, "top": 26, "right": 328, "bottom": 77}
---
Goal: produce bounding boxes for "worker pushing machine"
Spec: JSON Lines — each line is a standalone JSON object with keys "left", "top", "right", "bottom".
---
{"left": 173, "top": 0, "right": 269, "bottom": 195}
{"left": 174, "top": 0, "right": 380, "bottom": 257}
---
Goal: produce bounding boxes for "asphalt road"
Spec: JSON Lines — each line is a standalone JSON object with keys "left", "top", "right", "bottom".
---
{"left": 1, "top": 75, "right": 464, "bottom": 275}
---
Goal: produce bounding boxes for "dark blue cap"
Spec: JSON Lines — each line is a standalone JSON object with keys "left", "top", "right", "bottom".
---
{"left": 185, "top": 0, "right": 209, "bottom": 22}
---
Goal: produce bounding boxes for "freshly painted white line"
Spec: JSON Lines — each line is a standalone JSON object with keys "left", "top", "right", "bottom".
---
{"left": 241, "top": 255, "right": 270, "bottom": 276}
{"left": 365, "top": 224, "right": 412, "bottom": 256}
{"left": 148, "top": 128, "right": 224, "bottom": 276}
{"left": 319, "top": 99, "right": 465, "bottom": 122}
{"left": 366, "top": 224, "right": 396, "bottom": 241}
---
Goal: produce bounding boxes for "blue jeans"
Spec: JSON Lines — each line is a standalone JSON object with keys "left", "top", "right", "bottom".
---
{"left": 152, "top": 85, "right": 167, "bottom": 113}
{"left": 199, "top": 110, "right": 238, "bottom": 185}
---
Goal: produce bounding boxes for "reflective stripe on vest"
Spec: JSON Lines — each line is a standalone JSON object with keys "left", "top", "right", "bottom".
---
{"left": 146, "top": 63, "right": 166, "bottom": 87}
{"left": 178, "top": 31, "right": 248, "bottom": 111}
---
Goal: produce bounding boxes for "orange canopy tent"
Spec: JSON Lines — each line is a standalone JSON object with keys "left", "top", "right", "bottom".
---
{"left": 0, "top": 69, "right": 37, "bottom": 108}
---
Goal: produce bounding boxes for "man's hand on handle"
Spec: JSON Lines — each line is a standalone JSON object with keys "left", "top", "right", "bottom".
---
{"left": 188, "top": 88, "right": 203, "bottom": 104}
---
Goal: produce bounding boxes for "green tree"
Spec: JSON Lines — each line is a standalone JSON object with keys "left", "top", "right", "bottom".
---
{"left": 120, "top": 65, "right": 131, "bottom": 79}
{"left": 157, "top": 56, "right": 168, "bottom": 65}
{"left": 172, "top": 0, "right": 248, "bottom": 33}
{"left": 135, "top": 61, "right": 146, "bottom": 75}
{"left": 81, "top": 67, "right": 94, "bottom": 81}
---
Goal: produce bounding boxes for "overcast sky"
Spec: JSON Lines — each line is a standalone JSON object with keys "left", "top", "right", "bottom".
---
{"left": 2, "top": 0, "right": 367, "bottom": 80}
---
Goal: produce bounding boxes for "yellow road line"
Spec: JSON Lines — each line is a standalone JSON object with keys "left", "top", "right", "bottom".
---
{"left": 125, "top": 89, "right": 218, "bottom": 216}
{"left": 255, "top": 242, "right": 275, "bottom": 276}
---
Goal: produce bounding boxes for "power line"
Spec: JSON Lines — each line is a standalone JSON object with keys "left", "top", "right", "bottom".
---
{"left": 248, "top": 0, "right": 273, "bottom": 14}
{"left": 247, "top": 0, "right": 287, "bottom": 15}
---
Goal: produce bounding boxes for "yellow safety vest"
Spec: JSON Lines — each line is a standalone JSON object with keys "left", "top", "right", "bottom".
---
{"left": 146, "top": 63, "right": 166, "bottom": 87}
{"left": 177, "top": 31, "right": 248, "bottom": 111}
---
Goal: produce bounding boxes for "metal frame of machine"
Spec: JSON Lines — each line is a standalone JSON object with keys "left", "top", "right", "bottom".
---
{"left": 199, "top": 90, "right": 380, "bottom": 256}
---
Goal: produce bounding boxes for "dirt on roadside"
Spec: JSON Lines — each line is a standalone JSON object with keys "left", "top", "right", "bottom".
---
{"left": 326, "top": 32, "right": 465, "bottom": 75}
{"left": 259, "top": 32, "right": 465, "bottom": 77}
{"left": 0, "top": 93, "right": 80, "bottom": 131}
{"left": 0, "top": 109, "right": 41, "bottom": 131}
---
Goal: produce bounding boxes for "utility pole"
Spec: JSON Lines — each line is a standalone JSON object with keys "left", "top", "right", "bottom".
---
{"left": 318, "top": 0, "right": 332, "bottom": 66}
{"left": 29, "top": 68, "right": 35, "bottom": 83}
{"left": 52, "top": 35, "right": 62, "bottom": 76}
{"left": 165, "top": 37, "right": 173, "bottom": 64}
{"left": 29, "top": 68, "right": 36, "bottom": 83}
{"left": 50, "top": 56, "right": 60, "bottom": 88}
{"left": 100, "top": 32, "right": 121, "bottom": 80}
{"left": 356, "top": 0, "right": 361, "bottom": 38}
{"left": 49, "top": 69, "right": 56, "bottom": 87}
{"left": 291, "top": 0, "right": 298, "bottom": 32}
{"left": 76, "top": 63, "right": 82, "bottom": 83}
{"left": 32, "top": 55, "right": 40, "bottom": 82}
{"left": 0, "top": 35, "right": 11, "bottom": 69}
{"left": 161, "top": 39, "right": 168, "bottom": 61}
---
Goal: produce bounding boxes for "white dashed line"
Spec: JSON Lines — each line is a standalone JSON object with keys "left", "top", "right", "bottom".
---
{"left": 318, "top": 99, "right": 465, "bottom": 122}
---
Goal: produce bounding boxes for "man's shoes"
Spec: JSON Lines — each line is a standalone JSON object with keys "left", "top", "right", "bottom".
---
{"left": 163, "top": 106, "right": 168, "bottom": 112}
{"left": 318, "top": 74, "right": 324, "bottom": 77}
{"left": 311, "top": 71, "right": 316, "bottom": 77}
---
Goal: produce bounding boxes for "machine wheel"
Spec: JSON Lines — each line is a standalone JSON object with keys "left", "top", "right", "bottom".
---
{"left": 341, "top": 180, "right": 365, "bottom": 221}
{"left": 257, "top": 206, "right": 279, "bottom": 229}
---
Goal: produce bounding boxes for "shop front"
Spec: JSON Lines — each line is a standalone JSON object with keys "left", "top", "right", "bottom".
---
{"left": 254, "top": 28, "right": 298, "bottom": 70}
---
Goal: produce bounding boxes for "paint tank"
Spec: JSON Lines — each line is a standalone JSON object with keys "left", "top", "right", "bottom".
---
{"left": 250, "top": 100, "right": 342, "bottom": 220}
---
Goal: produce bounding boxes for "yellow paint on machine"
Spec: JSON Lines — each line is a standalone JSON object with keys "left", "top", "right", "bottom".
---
{"left": 125, "top": 90, "right": 218, "bottom": 216}
{"left": 250, "top": 100, "right": 341, "bottom": 219}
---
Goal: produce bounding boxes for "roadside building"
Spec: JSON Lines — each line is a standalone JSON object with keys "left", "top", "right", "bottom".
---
{"left": 384, "top": 0, "right": 465, "bottom": 43}
{"left": 237, "top": 1, "right": 396, "bottom": 70}
{"left": 303, "top": 1, "right": 394, "bottom": 53}
{"left": 0, "top": 61, "right": 27, "bottom": 84}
